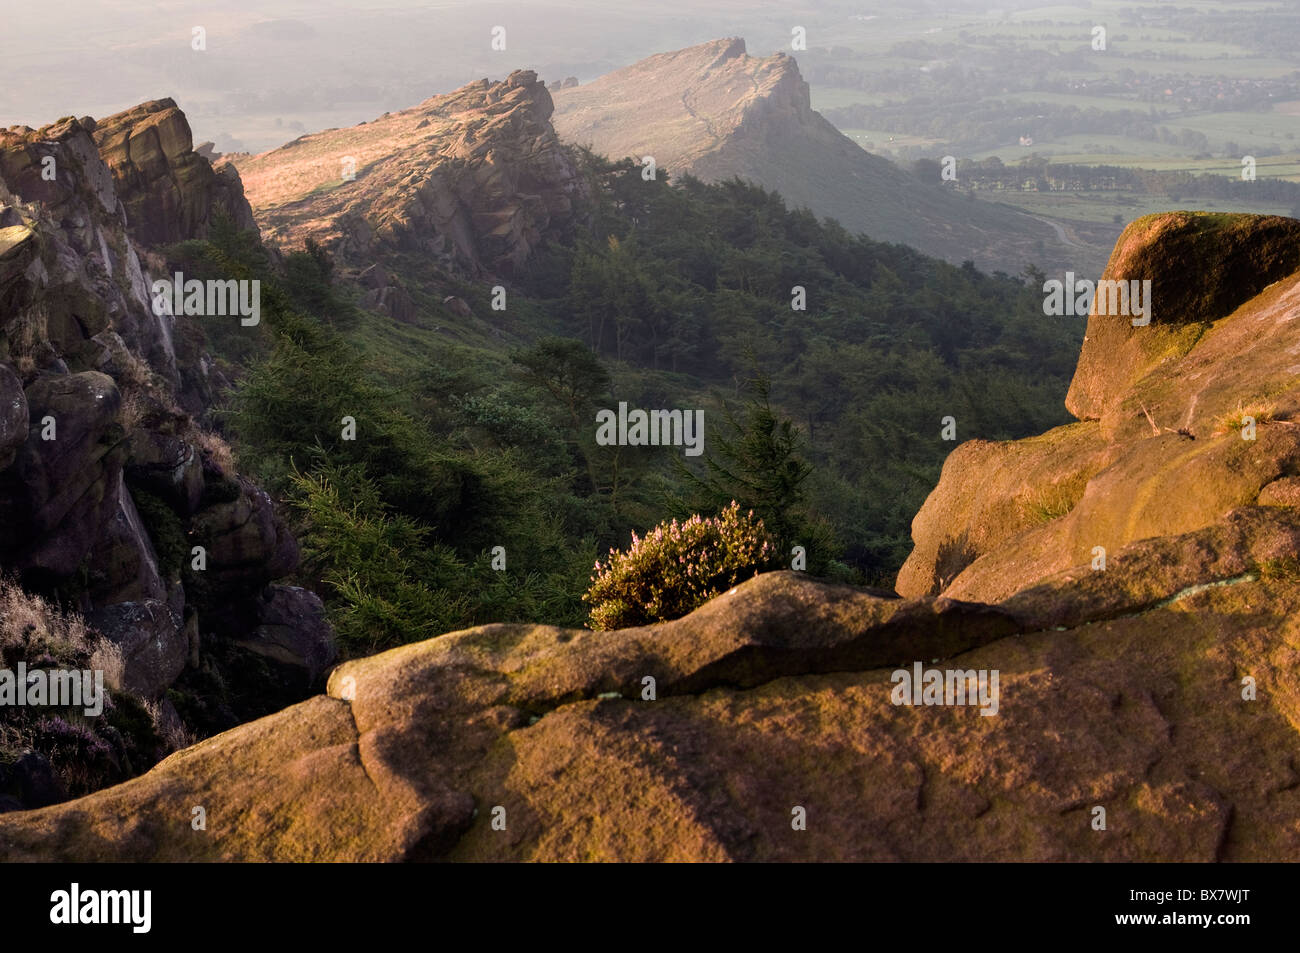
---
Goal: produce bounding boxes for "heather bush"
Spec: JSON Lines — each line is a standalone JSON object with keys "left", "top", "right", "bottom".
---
{"left": 583, "top": 502, "right": 777, "bottom": 630}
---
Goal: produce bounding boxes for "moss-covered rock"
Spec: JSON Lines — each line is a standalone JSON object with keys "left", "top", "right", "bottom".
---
{"left": 1066, "top": 212, "right": 1300, "bottom": 423}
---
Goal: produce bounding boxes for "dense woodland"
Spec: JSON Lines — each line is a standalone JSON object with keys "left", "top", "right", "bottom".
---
{"left": 170, "top": 152, "right": 1083, "bottom": 654}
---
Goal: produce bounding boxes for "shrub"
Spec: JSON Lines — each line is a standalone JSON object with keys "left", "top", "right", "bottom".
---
{"left": 0, "top": 576, "right": 95, "bottom": 664}
{"left": 583, "top": 502, "right": 777, "bottom": 630}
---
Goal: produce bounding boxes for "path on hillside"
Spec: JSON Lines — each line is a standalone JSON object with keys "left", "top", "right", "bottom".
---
{"left": 1027, "top": 212, "right": 1082, "bottom": 248}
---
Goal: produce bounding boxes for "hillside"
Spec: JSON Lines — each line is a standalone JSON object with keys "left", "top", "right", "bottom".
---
{"left": 193, "top": 68, "right": 1085, "bottom": 593}
{"left": 2, "top": 213, "right": 1298, "bottom": 861}
{"left": 231, "top": 70, "right": 589, "bottom": 280}
{"left": 550, "top": 38, "right": 1097, "bottom": 275}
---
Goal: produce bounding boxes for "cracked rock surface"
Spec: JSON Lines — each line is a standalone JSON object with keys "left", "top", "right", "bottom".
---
{"left": 1, "top": 546, "right": 1297, "bottom": 861}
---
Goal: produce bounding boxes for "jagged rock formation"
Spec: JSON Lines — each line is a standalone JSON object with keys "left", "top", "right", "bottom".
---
{"left": 4, "top": 212, "right": 1298, "bottom": 861}
{"left": 0, "top": 106, "right": 335, "bottom": 804}
{"left": 92, "top": 99, "right": 257, "bottom": 247}
{"left": 551, "top": 38, "right": 1085, "bottom": 274}
{"left": 231, "top": 70, "right": 589, "bottom": 279}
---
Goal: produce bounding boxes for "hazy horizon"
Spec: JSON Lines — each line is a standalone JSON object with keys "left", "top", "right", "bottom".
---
{"left": 2, "top": 0, "right": 816, "bottom": 154}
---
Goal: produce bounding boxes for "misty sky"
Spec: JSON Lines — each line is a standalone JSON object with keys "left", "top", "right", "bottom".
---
{"left": 2, "top": 0, "right": 844, "bottom": 153}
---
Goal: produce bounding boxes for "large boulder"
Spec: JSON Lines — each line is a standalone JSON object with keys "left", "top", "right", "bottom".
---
{"left": 87, "top": 599, "right": 185, "bottom": 697}
{"left": 190, "top": 477, "right": 299, "bottom": 596}
{"left": 1067, "top": 213, "right": 1300, "bottom": 426}
{"left": 235, "top": 585, "right": 338, "bottom": 683}
{"left": 1, "top": 563, "right": 1298, "bottom": 861}
{"left": 900, "top": 213, "right": 1300, "bottom": 603}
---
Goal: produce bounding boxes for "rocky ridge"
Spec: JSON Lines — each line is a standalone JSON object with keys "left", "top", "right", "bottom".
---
{"left": 231, "top": 70, "right": 589, "bottom": 280}
{"left": 551, "top": 38, "right": 1095, "bottom": 274}
{"left": 91, "top": 99, "right": 258, "bottom": 247}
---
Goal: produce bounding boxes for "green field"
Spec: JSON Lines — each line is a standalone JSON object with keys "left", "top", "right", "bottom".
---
{"left": 1161, "top": 110, "right": 1300, "bottom": 149}
{"left": 969, "top": 135, "right": 1194, "bottom": 163}
{"left": 800, "top": 0, "right": 1300, "bottom": 248}
{"left": 806, "top": 0, "right": 1300, "bottom": 174}
{"left": 991, "top": 190, "right": 1295, "bottom": 225}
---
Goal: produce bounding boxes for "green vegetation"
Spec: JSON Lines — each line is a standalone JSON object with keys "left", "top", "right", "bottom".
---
{"left": 798, "top": 1, "right": 1300, "bottom": 242}
{"left": 1021, "top": 479, "right": 1087, "bottom": 525}
{"left": 1213, "top": 401, "right": 1277, "bottom": 436}
{"left": 131, "top": 489, "right": 188, "bottom": 579}
{"left": 178, "top": 151, "right": 1081, "bottom": 650}
{"left": 584, "top": 502, "right": 777, "bottom": 630}
{"left": 1256, "top": 555, "right": 1300, "bottom": 582}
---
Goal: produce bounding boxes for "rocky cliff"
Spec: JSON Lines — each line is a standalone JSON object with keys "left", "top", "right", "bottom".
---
{"left": 92, "top": 99, "right": 257, "bottom": 247}
{"left": 3, "top": 212, "right": 1296, "bottom": 860}
{"left": 0, "top": 106, "right": 333, "bottom": 811}
{"left": 230, "top": 70, "right": 589, "bottom": 280}
{"left": 551, "top": 38, "right": 1088, "bottom": 274}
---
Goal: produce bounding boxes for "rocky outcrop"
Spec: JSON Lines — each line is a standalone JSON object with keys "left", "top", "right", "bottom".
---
{"left": 88, "top": 599, "right": 185, "bottom": 697}
{"left": 550, "top": 38, "right": 1083, "bottom": 273}
{"left": 0, "top": 117, "right": 178, "bottom": 385}
{"left": 1064, "top": 212, "right": 1300, "bottom": 425}
{"left": 1, "top": 554, "right": 1298, "bottom": 861}
{"left": 356, "top": 262, "right": 416, "bottom": 323}
{"left": 899, "top": 212, "right": 1300, "bottom": 603}
{"left": 232, "top": 70, "right": 589, "bottom": 280}
{"left": 237, "top": 585, "right": 337, "bottom": 684}
{"left": 0, "top": 372, "right": 127, "bottom": 579}
{"left": 91, "top": 99, "right": 257, "bottom": 247}
{"left": 0, "top": 105, "right": 332, "bottom": 795}
{"left": 190, "top": 477, "right": 300, "bottom": 597}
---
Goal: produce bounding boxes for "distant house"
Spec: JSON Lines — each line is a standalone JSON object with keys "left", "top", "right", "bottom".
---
{"left": 1019, "top": 135, "right": 1034, "bottom": 146}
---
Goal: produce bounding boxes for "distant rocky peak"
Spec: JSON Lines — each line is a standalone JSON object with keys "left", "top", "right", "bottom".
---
{"left": 548, "top": 37, "right": 1072, "bottom": 272}
{"left": 232, "top": 70, "right": 587, "bottom": 279}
